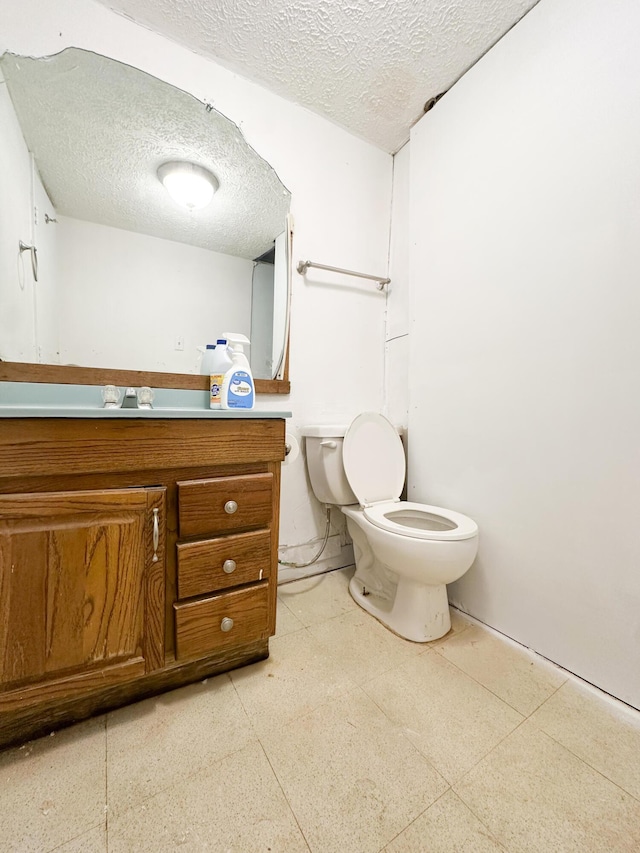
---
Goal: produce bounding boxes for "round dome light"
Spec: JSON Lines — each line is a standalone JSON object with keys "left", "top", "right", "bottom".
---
{"left": 157, "top": 161, "right": 219, "bottom": 210}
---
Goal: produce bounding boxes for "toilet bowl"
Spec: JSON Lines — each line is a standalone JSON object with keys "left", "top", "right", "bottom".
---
{"left": 300, "top": 413, "right": 478, "bottom": 642}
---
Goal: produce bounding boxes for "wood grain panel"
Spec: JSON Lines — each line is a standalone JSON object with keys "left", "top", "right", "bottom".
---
{"left": 178, "top": 474, "right": 273, "bottom": 538}
{"left": 177, "top": 529, "right": 271, "bottom": 598}
{"left": 267, "top": 461, "right": 282, "bottom": 636}
{"left": 0, "top": 461, "right": 267, "bottom": 499}
{"left": 0, "top": 361, "right": 290, "bottom": 394}
{"left": 0, "top": 418, "right": 285, "bottom": 480}
{"left": 0, "top": 530, "right": 47, "bottom": 683}
{"left": 0, "top": 488, "right": 164, "bottom": 690}
{"left": 0, "top": 658, "right": 146, "bottom": 713}
{"left": 145, "top": 489, "right": 166, "bottom": 672}
{"left": 174, "top": 584, "right": 269, "bottom": 660}
{"left": 0, "top": 639, "right": 268, "bottom": 751}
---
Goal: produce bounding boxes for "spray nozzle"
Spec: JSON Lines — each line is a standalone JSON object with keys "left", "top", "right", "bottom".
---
{"left": 223, "top": 332, "right": 250, "bottom": 354}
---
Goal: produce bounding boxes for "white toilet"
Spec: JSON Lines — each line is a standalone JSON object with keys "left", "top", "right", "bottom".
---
{"left": 300, "top": 413, "right": 479, "bottom": 642}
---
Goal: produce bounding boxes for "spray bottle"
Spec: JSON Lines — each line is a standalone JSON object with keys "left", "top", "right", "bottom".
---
{"left": 220, "top": 333, "right": 255, "bottom": 410}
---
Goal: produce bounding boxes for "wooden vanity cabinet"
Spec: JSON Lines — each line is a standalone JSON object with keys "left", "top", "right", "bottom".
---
{"left": 0, "top": 416, "right": 285, "bottom": 749}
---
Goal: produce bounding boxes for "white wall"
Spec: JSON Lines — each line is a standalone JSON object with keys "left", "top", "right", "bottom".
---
{"left": 0, "top": 72, "right": 37, "bottom": 361}
{"left": 32, "top": 162, "right": 60, "bottom": 364}
{"left": 0, "top": 75, "right": 59, "bottom": 364}
{"left": 57, "top": 216, "right": 252, "bottom": 372}
{"left": 407, "top": 0, "right": 640, "bottom": 708}
{"left": 385, "top": 143, "right": 410, "bottom": 430}
{"left": 250, "top": 261, "right": 275, "bottom": 380}
{"left": 2, "top": 0, "right": 392, "bottom": 568}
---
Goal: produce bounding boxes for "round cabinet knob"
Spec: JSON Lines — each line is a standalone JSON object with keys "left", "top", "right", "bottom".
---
{"left": 224, "top": 500, "right": 238, "bottom": 515}
{"left": 220, "top": 617, "right": 234, "bottom": 632}
{"left": 223, "top": 559, "right": 237, "bottom": 574}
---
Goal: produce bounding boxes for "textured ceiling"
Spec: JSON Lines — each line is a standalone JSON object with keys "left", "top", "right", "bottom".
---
{"left": 96, "top": 0, "right": 540, "bottom": 153}
{"left": 1, "top": 49, "right": 290, "bottom": 258}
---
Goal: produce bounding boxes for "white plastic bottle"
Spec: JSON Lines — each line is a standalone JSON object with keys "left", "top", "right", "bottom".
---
{"left": 199, "top": 344, "right": 217, "bottom": 376}
{"left": 208, "top": 338, "right": 233, "bottom": 409}
{"left": 220, "top": 333, "right": 255, "bottom": 410}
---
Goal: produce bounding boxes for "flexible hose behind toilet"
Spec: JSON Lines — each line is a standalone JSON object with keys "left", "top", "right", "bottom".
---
{"left": 278, "top": 505, "right": 332, "bottom": 572}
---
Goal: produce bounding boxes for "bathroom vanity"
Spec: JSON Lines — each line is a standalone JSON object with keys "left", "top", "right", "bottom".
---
{"left": 0, "top": 40, "right": 295, "bottom": 749}
{"left": 0, "top": 409, "right": 286, "bottom": 749}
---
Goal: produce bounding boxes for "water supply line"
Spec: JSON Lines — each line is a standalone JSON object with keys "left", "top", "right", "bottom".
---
{"left": 278, "top": 505, "right": 332, "bottom": 573}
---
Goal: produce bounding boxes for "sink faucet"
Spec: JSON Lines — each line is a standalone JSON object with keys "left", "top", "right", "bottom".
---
{"left": 121, "top": 387, "right": 138, "bottom": 408}
{"left": 120, "top": 386, "right": 154, "bottom": 409}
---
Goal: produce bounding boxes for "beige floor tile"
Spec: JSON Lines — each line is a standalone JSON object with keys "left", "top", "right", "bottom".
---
{"left": 356, "top": 604, "right": 471, "bottom": 644}
{"left": 277, "top": 567, "right": 357, "bottom": 626}
{"left": 435, "top": 623, "right": 566, "bottom": 716}
{"left": 275, "top": 595, "right": 305, "bottom": 637}
{"left": 260, "top": 687, "right": 448, "bottom": 853}
{"left": 443, "top": 607, "right": 475, "bottom": 639}
{"left": 0, "top": 718, "right": 106, "bottom": 853}
{"left": 530, "top": 680, "right": 640, "bottom": 800}
{"left": 455, "top": 720, "right": 640, "bottom": 853}
{"left": 8, "top": 576, "right": 640, "bottom": 853}
{"left": 384, "top": 789, "right": 507, "bottom": 853}
{"left": 229, "top": 628, "right": 356, "bottom": 735}
{"left": 362, "top": 652, "right": 523, "bottom": 784}
{"left": 107, "top": 740, "right": 310, "bottom": 852}
{"left": 106, "top": 674, "right": 255, "bottom": 816}
{"left": 307, "top": 607, "right": 424, "bottom": 684}
{"left": 53, "top": 825, "right": 107, "bottom": 852}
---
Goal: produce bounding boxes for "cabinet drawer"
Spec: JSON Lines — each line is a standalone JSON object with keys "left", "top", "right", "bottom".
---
{"left": 174, "top": 584, "right": 269, "bottom": 660}
{"left": 178, "top": 474, "right": 272, "bottom": 538}
{"left": 177, "top": 529, "right": 271, "bottom": 598}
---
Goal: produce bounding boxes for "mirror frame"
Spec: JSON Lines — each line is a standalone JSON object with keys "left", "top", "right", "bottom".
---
{"left": 0, "top": 357, "right": 289, "bottom": 394}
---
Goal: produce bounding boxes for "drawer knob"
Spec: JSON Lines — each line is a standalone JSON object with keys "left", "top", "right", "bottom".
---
{"left": 223, "top": 559, "right": 237, "bottom": 574}
{"left": 220, "top": 617, "right": 234, "bottom": 632}
{"left": 224, "top": 500, "right": 238, "bottom": 515}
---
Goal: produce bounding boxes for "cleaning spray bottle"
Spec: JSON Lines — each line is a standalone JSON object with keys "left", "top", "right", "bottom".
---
{"left": 220, "top": 333, "right": 255, "bottom": 410}
{"left": 208, "top": 338, "right": 233, "bottom": 409}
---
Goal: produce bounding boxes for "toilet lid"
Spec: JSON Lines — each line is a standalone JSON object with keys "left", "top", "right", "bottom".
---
{"left": 343, "top": 412, "right": 405, "bottom": 506}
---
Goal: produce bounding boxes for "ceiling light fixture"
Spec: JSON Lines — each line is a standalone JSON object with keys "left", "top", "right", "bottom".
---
{"left": 157, "top": 161, "right": 219, "bottom": 210}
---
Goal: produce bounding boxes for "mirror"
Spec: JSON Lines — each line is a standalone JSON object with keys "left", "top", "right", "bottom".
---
{"left": 0, "top": 48, "right": 291, "bottom": 388}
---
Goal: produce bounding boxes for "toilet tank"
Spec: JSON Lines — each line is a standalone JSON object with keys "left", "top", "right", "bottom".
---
{"left": 300, "top": 425, "right": 358, "bottom": 506}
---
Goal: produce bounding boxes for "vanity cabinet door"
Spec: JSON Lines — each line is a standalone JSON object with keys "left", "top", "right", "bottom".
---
{"left": 0, "top": 487, "right": 165, "bottom": 704}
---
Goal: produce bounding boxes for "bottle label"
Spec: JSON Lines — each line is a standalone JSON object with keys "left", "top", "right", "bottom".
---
{"left": 226, "top": 370, "right": 254, "bottom": 408}
{"left": 210, "top": 373, "right": 225, "bottom": 405}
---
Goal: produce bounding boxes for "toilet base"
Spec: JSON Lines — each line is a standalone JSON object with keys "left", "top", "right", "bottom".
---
{"left": 349, "top": 575, "right": 451, "bottom": 642}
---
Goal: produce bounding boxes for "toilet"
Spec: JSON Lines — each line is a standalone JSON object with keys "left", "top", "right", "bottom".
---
{"left": 300, "top": 413, "right": 479, "bottom": 642}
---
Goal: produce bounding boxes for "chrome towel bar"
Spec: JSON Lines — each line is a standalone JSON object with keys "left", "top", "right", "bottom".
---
{"left": 297, "top": 259, "right": 389, "bottom": 291}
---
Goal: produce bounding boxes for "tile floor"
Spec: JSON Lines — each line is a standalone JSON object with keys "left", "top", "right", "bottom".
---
{"left": 2, "top": 567, "right": 640, "bottom": 852}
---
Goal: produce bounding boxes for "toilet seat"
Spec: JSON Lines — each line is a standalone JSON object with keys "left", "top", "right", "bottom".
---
{"left": 344, "top": 412, "right": 478, "bottom": 542}
{"left": 363, "top": 501, "right": 478, "bottom": 541}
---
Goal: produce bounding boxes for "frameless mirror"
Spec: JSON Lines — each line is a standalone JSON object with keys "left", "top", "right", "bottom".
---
{"left": 0, "top": 48, "right": 291, "bottom": 384}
